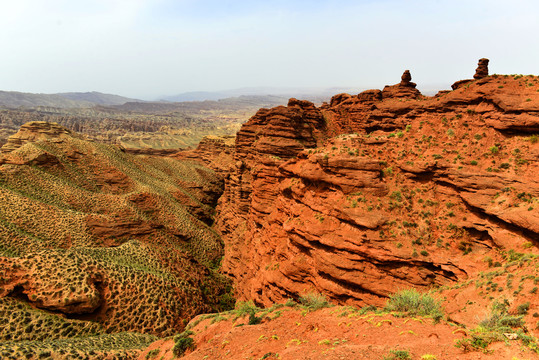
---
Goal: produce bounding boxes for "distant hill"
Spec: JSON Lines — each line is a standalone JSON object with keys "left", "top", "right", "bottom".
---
{"left": 115, "top": 95, "right": 289, "bottom": 114}
{"left": 0, "top": 94, "right": 289, "bottom": 150}
{"left": 56, "top": 91, "right": 138, "bottom": 105}
{"left": 160, "top": 86, "right": 365, "bottom": 103}
{"left": 0, "top": 90, "right": 138, "bottom": 108}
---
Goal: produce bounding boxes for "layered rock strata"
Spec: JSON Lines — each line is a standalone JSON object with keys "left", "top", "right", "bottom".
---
{"left": 217, "top": 68, "right": 539, "bottom": 307}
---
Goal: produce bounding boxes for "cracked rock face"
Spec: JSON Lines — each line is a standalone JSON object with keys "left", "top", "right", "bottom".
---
{"left": 215, "top": 71, "right": 539, "bottom": 308}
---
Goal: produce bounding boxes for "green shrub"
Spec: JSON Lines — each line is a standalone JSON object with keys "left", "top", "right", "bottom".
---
{"left": 298, "top": 292, "right": 330, "bottom": 310}
{"left": 248, "top": 312, "right": 263, "bottom": 325}
{"left": 384, "top": 349, "right": 411, "bottom": 359}
{"left": 517, "top": 302, "right": 530, "bottom": 315}
{"left": 385, "top": 289, "right": 443, "bottom": 321}
{"left": 145, "top": 349, "right": 160, "bottom": 359}
{"left": 234, "top": 301, "right": 261, "bottom": 318}
{"left": 456, "top": 298, "right": 537, "bottom": 353}
{"left": 172, "top": 331, "right": 195, "bottom": 357}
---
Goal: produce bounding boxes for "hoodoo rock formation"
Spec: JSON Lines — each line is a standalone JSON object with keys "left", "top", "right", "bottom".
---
{"left": 213, "top": 60, "right": 539, "bottom": 309}
{"left": 452, "top": 58, "right": 491, "bottom": 90}
{"left": 400, "top": 69, "right": 413, "bottom": 85}
{"left": 474, "top": 57, "right": 490, "bottom": 79}
{"left": 381, "top": 69, "right": 422, "bottom": 99}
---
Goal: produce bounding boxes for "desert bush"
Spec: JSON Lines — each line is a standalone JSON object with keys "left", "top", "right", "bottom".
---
{"left": 456, "top": 299, "right": 538, "bottom": 353}
{"left": 172, "top": 331, "right": 195, "bottom": 357}
{"left": 298, "top": 292, "right": 331, "bottom": 310}
{"left": 383, "top": 349, "right": 411, "bottom": 359}
{"left": 385, "top": 289, "right": 443, "bottom": 321}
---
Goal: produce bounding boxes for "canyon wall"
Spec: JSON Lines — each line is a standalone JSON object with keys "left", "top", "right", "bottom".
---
{"left": 215, "top": 73, "right": 539, "bottom": 307}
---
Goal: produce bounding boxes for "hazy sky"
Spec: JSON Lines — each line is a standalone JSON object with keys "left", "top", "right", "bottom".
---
{"left": 1, "top": 0, "right": 538, "bottom": 99}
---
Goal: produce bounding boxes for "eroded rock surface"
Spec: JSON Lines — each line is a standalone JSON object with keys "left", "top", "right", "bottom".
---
{"left": 1, "top": 121, "right": 81, "bottom": 153}
{"left": 216, "top": 68, "right": 539, "bottom": 308}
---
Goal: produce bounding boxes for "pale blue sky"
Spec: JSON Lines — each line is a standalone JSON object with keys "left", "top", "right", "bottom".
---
{"left": 0, "top": 0, "right": 538, "bottom": 99}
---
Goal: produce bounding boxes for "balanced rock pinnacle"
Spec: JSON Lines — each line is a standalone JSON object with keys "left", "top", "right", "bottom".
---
{"left": 400, "top": 70, "right": 413, "bottom": 85}
{"left": 382, "top": 70, "right": 421, "bottom": 99}
{"left": 473, "top": 58, "right": 489, "bottom": 79}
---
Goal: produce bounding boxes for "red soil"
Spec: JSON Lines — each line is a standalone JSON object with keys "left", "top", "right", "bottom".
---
{"left": 139, "top": 305, "right": 539, "bottom": 360}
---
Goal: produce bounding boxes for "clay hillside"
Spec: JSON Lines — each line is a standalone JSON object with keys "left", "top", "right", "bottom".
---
{"left": 0, "top": 121, "right": 233, "bottom": 359}
{"left": 0, "top": 59, "right": 538, "bottom": 360}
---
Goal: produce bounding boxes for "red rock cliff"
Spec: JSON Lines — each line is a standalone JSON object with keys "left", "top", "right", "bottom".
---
{"left": 217, "top": 71, "right": 539, "bottom": 308}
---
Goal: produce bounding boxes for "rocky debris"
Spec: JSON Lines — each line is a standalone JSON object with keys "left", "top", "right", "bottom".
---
{"left": 1, "top": 121, "right": 82, "bottom": 153}
{"left": 474, "top": 57, "right": 490, "bottom": 79}
{"left": 381, "top": 70, "right": 422, "bottom": 99}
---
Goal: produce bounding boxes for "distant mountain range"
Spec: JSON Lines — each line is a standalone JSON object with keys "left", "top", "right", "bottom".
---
{"left": 0, "top": 85, "right": 446, "bottom": 110}
{"left": 0, "top": 87, "right": 358, "bottom": 109}
{"left": 159, "top": 86, "right": 366, "bottom": 103}
{"left": 0, "top": 91, "right": 139, "bottom": 108}
{"left": 56, "top": 91, "right": 138, "bottom": 105}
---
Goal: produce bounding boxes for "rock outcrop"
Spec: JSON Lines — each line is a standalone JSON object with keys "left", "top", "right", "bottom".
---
{"left": 474, "top": 57, "right": 489, "bottom": 79}
{"left": 216, "top": 65, "right": 539, "bottom": 308}
{"left": 381, "top": 70, "right": 422, "bottom": 99}
{"left": 175, "top": 135, "right": 236, "bottom": 175}
{"left": 452, "top": 57, "right": 490, "bottom": 90}
{"left": 0, "top": 121, "right": 81, "bottom": 153}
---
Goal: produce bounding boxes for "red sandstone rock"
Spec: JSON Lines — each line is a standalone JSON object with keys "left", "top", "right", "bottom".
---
{"left": 216, "top": 68, "right": 539, "bottom": 310}
{"left": 357, "top": 89, "right": 382, "bottom": 103}
{"left": 381, "top": 70, "right": 422, "bottom": 99}
{"left": 474, "top": 58, "right": 489, "bottom": 79}
{"left": 330, "top": 93, "right": 352, "bottom": 107}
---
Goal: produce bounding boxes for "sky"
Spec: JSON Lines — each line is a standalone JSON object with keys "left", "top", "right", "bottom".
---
{"left": 1, "top": 0, "right": 538, "bottom": 100}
